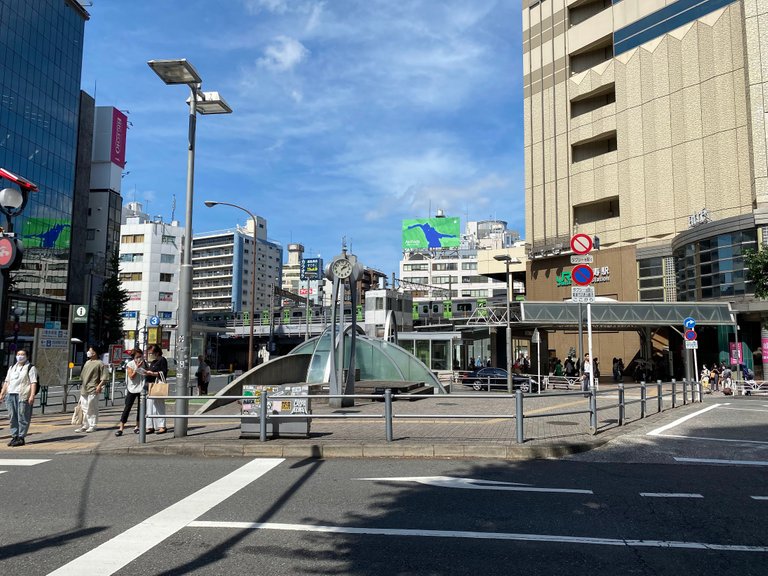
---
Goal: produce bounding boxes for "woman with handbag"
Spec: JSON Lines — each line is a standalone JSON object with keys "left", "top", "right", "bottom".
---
{"left": 144, "top": 344, "right": 168, "bottom": 434}
{"left": 116, "top": 348, "right": 145, "bottom": 436}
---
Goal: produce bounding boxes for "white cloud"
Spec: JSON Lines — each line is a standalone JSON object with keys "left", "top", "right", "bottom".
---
{"left": 257, "top": 35, "right": 310, "bottom": 71}
{"left": 244, "top": 0, "right": 288, "bottom": 15}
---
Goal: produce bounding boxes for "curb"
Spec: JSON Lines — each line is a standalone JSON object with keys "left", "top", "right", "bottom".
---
{"left": 61, "top": 437, "right": 610, "bottom": 460}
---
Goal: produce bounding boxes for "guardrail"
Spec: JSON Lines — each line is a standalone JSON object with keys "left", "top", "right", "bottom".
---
{"left": 137, "top": 378, "right": 705, "bottom": 444}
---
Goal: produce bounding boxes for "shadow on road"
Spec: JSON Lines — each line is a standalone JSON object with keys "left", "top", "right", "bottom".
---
{"left": 0, "top": 526, "right": 107, "bottom": 562}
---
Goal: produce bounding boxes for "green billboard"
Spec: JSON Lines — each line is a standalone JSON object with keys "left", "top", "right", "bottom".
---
{"left": 22, "top": 218, "right": 71, "bottom": 249}
{"left": 402, "top": 217, "right": 460, "bottom": 250}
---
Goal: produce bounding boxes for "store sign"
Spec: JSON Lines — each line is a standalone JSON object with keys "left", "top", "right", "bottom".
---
{"left": 557, "top": 266, "right": 611, "bottom": 287}
{"left": 688, "top": 208, "right": 710, "bottom": 228}
{"left": 729, "top": 342, "right": 743, "bottom": 365}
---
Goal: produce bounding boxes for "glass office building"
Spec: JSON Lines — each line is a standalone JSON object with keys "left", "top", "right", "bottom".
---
{"left": 0, "top": 0, "right": 88, "bottom": 321}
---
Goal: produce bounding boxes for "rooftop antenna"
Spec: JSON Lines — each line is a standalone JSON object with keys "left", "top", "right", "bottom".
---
{"left": 171, "top": 194, "right": 176, "bottom": 221}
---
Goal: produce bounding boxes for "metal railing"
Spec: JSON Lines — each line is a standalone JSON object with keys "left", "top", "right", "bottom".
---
{"left": 137, "top": 379, "right": 704, "bottom": 445}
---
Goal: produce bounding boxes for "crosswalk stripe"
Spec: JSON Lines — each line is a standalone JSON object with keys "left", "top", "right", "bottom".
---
{"left": 0, "top": 458, "right": 50, "bottom": 466}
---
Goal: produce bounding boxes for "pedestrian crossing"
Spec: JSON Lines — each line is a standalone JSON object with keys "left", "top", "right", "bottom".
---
{"left": 0, "top": 458, "right": 50, "bottom": 475}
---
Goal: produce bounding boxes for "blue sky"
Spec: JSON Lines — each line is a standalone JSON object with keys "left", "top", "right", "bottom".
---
{"left": 81, "top": 0, "right": 524, "bottom": 275}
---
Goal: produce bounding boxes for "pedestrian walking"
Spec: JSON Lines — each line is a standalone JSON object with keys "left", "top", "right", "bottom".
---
{"left": 0, "top": 349, "right": 38, "bottom": 447}
{"left": 76, "top": 347, "right": 108, "bottom": 433}
{"left": 581, "top": 353, "right": 592, "bottom": 393}
{"left": 195, "top": 355, "right": 211, "bottom": 396}
{"left": 116, "top": 348, "right": 145, "bottom": 436}
{"left": 144, "top": 344, "right": 168, "bottom": 434}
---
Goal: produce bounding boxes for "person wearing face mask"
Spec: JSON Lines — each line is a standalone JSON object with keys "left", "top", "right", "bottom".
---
{"left": 0, "top": 349, "right": 38, "bottom": 447}
{"left": 143, "top": 344, "right": 168, "bottom": 434}
{"left": 116, "top": 348, "right": 145, "bottom": 437}
{"left": 76, "top": 346, "right": 108, "bottom": 433}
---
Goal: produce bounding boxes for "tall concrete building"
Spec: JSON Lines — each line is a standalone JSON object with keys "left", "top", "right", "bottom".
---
{"left": 523, "top": 0, "right": 768, "bottom": 375}
{"left": 118, "top": 202, "right": 183, "bottom": 355}
{"left": 191, "top": 219, "right": 282, "bottom": 322}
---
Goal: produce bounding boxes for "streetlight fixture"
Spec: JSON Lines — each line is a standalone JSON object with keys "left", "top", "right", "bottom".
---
{"left": 0, "top": 168, "right": 38, "bottom": 368}
{"left": 148, "top": 58, "right": 232, "bottom": 438}
{"left": 205, "top": 200, "right": 257, "bottom": 370}
{"left": 494, "top": 254, "right": 515, "bottom": 394}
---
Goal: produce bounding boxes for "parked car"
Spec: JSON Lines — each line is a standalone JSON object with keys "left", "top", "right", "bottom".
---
{"left": 462, "top": 367, "right": 539, "bottom": 393}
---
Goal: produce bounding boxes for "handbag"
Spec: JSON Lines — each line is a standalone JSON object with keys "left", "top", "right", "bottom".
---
{"left": 149, "top": 372, "right": 169, "bottom": 398}
{"left": 71, "top": 403, "right": 84, "bottom": 426}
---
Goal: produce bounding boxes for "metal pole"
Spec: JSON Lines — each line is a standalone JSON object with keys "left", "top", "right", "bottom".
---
{"left": 618, "top": 382, "right": 625, "bottom": 426}
{"left": 536, "top": 336, "right": 541, "bottom": 395}
{"left": 505, "top": 261, "right": 513, "bottom": 394}
{"left": 682, "top": 379, "right": 688, "bottom": 405}
{"left": 249, "top": 214, "right": 256, "bottom": 369}
{"left": 384, "top": 388, "right": 393, "bottom": 442}
{"left": 640, "top": 381, "right": 646, "bottom": 418}
{"left": 657, "top": 380, "right": 663, "bottom": 413}
{"left": 139, "top": 388, "right": 147, "bottom": 444}
{"left": 305, "top": 279, "right": 310, "bottom": 341}
{"left": 589, "top": 388, "right": 597, "bottom": 433}
{"left": 174, "top": 85, "right": 197, "bottom": 438}
{"left": 586, "top": 303, "right": 594, "bottom": 392}
{"left": 671, "top": 379, "right": 677, "bottom": 408}
{"left": 515, "top": 389, "right": 524, "bottom": 443}
{"left": 259, "top": 390, "right": 268, "bottom": 442}
{"left": 577, "top": 302, "right": 583, "bottom": 376}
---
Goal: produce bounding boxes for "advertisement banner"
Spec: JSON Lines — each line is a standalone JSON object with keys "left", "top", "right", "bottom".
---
{"left": 762, "top": 338, "right": 768, "bottom": 363}
{"left": 300, "top": 258, "right": 322, "bottom": 281}
{"left": 402, "top": 217, "right": 460, "bottom": 249}
{"left": 729, "top": 342, "right": 743, "bottom": 365}
{"left": 111, "top": 108, "right": 127, "bottom": 168}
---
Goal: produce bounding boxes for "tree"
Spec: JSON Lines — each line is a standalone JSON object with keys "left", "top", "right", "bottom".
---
{"left": 745, "top": 248, "right": 768, "bottom": 300}
{"left": 92, "top": 249, "right": 129, "bottom": 348}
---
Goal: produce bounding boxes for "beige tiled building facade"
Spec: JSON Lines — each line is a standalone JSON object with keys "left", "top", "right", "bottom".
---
{"left": 522, "top": 0, "right": 768, "bottom": 377}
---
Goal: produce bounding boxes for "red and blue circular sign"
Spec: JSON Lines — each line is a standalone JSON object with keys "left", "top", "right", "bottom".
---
{"left": 684, "top": 329, "right": 697, "bottom": 341}
{"left": 571, "top": 264, "right": 594, "bottom": 286}
{"left": 570, "top": 233, "right": 593, "bottom": 255}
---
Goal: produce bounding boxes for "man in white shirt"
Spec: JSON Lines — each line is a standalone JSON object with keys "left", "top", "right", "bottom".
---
{"left": 582, "top": 352, "right": 593, "bottom": 393}
{"left": 0, "top": 349, "right": 38, "bottom": 447}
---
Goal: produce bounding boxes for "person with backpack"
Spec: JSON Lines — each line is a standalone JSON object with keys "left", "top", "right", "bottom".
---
{"left": 0, "top": 349, "right": 38, "bottom": 447}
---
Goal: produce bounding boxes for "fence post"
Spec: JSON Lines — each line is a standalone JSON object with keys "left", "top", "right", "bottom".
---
{"left": 683, "top": 379, "right": 689, "bottom": 405}
{"left": 618, "top": 383, "right": 625, "bottom": 426}
{"left": 259, "top": 390, "right": 268, "bottom": 442}
{"left": 640, "top": 381, "right": 646, "bottom": 418}
{"left": 589, "top": 389, "right": 597, "bottom": 434}
{"left": 139, "top": 388, "right": 147, "bottom": 444}
{"left": 657, "top": 380, "right": 662, "bottom": 414}
{"left": 515, "top": 389, "right": 524, "bottom": 443}
{"left": 671, "top": 379, "right": 677, "bottom": 408}
{"left": 696, "top": 380, "right": 702, "bottom": 403}
{"left": 487, "top": 376, "right": 491, "bottom": 392}
{"left": 385, "top": 388, "right": 393, "bottom": 442}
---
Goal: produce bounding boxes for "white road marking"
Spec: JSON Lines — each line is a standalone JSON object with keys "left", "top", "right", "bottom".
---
{"left": 356, "top": 475, "right": 593, "bottom": 495}
{"left": 187, "top": 520, "right": 768, "bottom": 552}
{"left": 647, "top": 404, "right": 721, "bottom": 437}
{"left": 751, "top": 496, "right": 768, "bottom": 501}
{"left": 0, "top": 458, "right": 50, "bottom": 466}
{"left": 0, "top": 471, "right": 5, "bottom": 475}
{"left": 640, "top": 493, "right": 703, "bottom": 499}
{"left": 719, "top": 407, "right": 768, "bottom": 413}
{"left": 675, "top": 457, "right": 768, "bottom": 466}
{"left": 47, "top": 458, "right": 284, "bottom": 576}
{"left": 656, "top": 434, "right": 768, "bottom": 446}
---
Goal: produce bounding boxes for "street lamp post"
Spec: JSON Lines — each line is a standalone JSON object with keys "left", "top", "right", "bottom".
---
{"left": 148, "top": 59, "right": 232, "bottom": 438}
{"left": 205, "top": 201, "right": 257, "bottom": 370}
{"left": 494, "top": 255, "right": 514, "bottom": 394}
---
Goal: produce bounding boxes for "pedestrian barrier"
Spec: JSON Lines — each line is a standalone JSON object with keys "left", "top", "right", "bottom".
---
{"left": 138, "top": 379, "right": 705, "bottom": 445}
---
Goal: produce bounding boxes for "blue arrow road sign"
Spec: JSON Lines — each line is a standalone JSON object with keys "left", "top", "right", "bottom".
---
{"left": 149, "top": 315, "right": 160, "bottom": 327}
{"left": 683, "top": 317, "right": 696, "bottom": 330}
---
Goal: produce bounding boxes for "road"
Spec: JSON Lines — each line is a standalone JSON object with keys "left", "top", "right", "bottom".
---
{"left": 0, "top": 397, "right": 766, "bottom": 575}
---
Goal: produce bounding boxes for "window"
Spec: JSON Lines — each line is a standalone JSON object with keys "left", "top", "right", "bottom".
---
{"left": 160, "top": 273, "right": 174, "bottom": 282}
{"left": 162, "top": 235, "right": 176, "bottom": 244}
{"left": 120, "top": 253, "right": 143, "bottom": 263}
{"left": 573, "top": 197, "right": 620, "bottom": 225}
{"left": 572, "top": 131, "right": 617, "bottom": 162}
{"left": 464, "top": 275, "right": 488, "bottom": 284}
{"left": 462, "top": 262, "right": 477, "bottom": 270}
{"left": 128, "top": 291, "right": 141, "bottom": 300}
{"left": 159, "top": 292, "right": 174, "bottom": 302}
{"left": 570, "top": 36, "right": 613, "bottom": 74}
{"left": 161, "top": 254, "right": 175, "bottom": 264}
{"left": 403, "top": 263, "right": 428, "bottom": 272}
{"left": 119, "top": 272, "right": 142, "bottom": 281}
{"left": 432, "top": 262, "right": 458, "bottom": 271}
{"left": 433, "top": 275, "right": 458, "bottom": 285}
{"left": 121, "top": 234, "right": 145, "bottom": 243}
{"left": 571, "top": 84, "right": 616, "bottom": 118}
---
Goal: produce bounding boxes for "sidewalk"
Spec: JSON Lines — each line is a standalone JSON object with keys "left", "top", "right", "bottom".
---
{"left": 0, "top": 385, "right": 715, "bottom": 460}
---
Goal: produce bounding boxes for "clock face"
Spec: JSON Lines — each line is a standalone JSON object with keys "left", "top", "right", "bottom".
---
{"left": 332, "top": 258, "right": 353, "bottom": 279}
